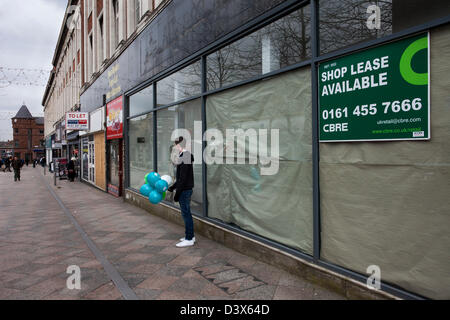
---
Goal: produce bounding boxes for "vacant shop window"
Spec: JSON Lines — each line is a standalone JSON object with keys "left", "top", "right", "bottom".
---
{"left": 206, "top": 67, "right": 313, "bottom": 254}
{"left": 157, "top": 61, "right": 202, "bottom": 107}
{"left": 156, "top": 98, "right": 203, "bottom": 214}
{"left": 207, "top": 5, "right": 311, "bottom": 90}
{"left": 129, "top": 85, "right": 154, "bottom": 117}
{"left": 319, "top": 0, "right": 392, "bottom": 54}
{"left": 129, "top": 113, "right": 154, "bottom": 190}
{"left": 319, "top": 24, "right": 450, "bottom": 300}
{"left": 319, "top": 0, "right": 450, "bottom": 55}
{"left": 391, "top": 0, "right": 450, "bottom": 31}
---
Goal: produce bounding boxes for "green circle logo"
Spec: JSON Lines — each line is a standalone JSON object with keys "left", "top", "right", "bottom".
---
{"left": 400, "top": 37, "right": 428, "bottom": 85}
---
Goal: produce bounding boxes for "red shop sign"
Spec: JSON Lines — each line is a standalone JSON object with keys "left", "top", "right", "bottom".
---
{"left": 106, "top": 96, "right": 123, "bottom": 140}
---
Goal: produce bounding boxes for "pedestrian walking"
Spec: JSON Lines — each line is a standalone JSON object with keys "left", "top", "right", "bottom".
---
{"left": 168, "top": 137, "right": 196, "bottom": 248}
{"left": 12, "top": 156, "right": 22, "bottom": 182}
{"left": 3, "top": 157, "right": 11, "bottom": 172}
{"left": 68, "top": 158, "right": 76, "bottom": 182}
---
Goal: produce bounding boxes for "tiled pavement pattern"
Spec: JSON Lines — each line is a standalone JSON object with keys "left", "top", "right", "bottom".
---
{"left": 0, "top": 166, "right": 346, "bottom": 300}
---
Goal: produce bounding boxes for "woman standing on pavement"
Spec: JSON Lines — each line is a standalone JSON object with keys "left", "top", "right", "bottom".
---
{"left": 168, "top": 137, "right": 196, "bottom": 248}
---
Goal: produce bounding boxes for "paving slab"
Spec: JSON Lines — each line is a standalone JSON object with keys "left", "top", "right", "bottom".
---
{"left": 0, "top": 166, "right": 347, "bottom": 300}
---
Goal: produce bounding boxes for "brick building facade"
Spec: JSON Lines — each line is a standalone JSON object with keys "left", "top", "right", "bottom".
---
{"left": 11, "top": 105, "right": 45, "bottom": 161}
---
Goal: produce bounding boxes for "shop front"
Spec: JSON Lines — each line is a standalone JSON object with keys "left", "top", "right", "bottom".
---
{"left": 32, "top": 148, "right": 45, "bottom": 161}
{"left": 80, "top": 135, "right": 98, "bottom": 185}
{"left": 80, "top": 107, "right": 106, "bottom": 191}
{"left": 81, "top": 136, "right": 91, "bottom": 182}
{"left": 107, "top": 139, "right": 123, "bottom": 197}
{"left": 106, "top": 96, "right": 124, "bottom": 197}
{"left": 79, "top": 0, "right": 450, "bottom": 300}
{"left": 67, "top": 130, "right": 80, "bottom": 180}
{"left": 51, "top": 140, "right": 62, "bottom": 172}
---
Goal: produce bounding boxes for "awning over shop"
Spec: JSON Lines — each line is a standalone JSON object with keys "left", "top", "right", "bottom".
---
{"left": 67, "top": 130, "right": 80, "bottom": 141}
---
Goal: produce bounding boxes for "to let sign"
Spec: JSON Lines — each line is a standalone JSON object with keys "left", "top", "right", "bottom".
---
{"left": 319, "top": 33, "right": 430, "bottom": 142}
{"left": 66, "top": 112, "right": 89, "bottom": 131}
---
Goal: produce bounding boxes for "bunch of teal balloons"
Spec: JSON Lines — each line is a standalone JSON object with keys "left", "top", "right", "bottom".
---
{"left": 140, "top": 172, "right": 172, "bottom": 204}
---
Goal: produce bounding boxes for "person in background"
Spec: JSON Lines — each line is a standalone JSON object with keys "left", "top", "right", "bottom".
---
{"left": 3, "top": 157, "right": 11, "bottom": 172}
{"left": 12, "top": 156, "right": 22, "bottom": 182}
{"left": 168, "top": 137, "right": 196, "bottom": 248}
{"left": 67, "top": 157, "right": 76, "bottom": 182}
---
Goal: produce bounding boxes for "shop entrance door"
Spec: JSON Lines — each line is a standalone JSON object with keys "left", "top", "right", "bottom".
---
{"left": 107, "top": 139, "right": 122, "bottom": 197}
{"left": 88, "top": 141, "right": 95, "bottom": 184}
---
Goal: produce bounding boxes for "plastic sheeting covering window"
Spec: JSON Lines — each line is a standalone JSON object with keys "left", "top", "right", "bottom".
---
{"left": 319, "top": 26, "right": 450, "bottom": 299}
{"left": 129, "top": 113, "right": 153, "bottom": 190}
{"left": 156, "top": 99, "right": 203, "bottom": 214}
{"left": 206, "top": 68, "right": 313, "bottom": 254}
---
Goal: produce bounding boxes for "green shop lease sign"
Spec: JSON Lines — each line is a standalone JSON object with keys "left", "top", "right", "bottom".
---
{"left": 319, "top": 33, "right": 430, "bottom": 142}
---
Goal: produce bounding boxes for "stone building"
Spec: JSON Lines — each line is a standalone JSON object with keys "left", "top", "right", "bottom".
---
{"left": 43, "top": 0, "right": 164, "bottom": 191}
{"left": 11, "top": 104, "right": 45, "bottom": 161}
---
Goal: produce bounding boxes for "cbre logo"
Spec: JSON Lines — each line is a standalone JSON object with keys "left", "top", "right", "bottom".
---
{"left": 400, "top": 37, "right": 428, "bottom": 86}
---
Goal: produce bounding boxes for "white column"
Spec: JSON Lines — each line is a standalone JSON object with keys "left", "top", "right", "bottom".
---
{"left": 119, "top": 0, "right": 126, "bottom": 42}
{"left": 92, "top": 0, "right": 97, "bottom": 73}
{"left": 142, "top": 0, "right": 149, "bottom": 14}
{"left": 126, "top": 0, "right": 134, "bottom": 38}
{"left": 109, "top": 0, "right": 115, "bottom": 55}
{"left": 103, "top": 0, "right": 109, "bottom": 60}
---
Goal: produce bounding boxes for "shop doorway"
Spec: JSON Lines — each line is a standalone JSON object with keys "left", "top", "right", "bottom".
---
{"left": 88, "top": 141, "right": 95, "bottom": 184}
{"left": 107, "top": 139, "right": 123, "bottom": 197}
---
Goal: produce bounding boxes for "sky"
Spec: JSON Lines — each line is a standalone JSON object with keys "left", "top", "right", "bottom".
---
{"left": 0, "top": 0, "right": 67, "bottom": 141}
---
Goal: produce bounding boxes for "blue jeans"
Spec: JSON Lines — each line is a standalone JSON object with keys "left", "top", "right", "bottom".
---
{"left": 179, "top": 190, "right": 194, "bottom": 241}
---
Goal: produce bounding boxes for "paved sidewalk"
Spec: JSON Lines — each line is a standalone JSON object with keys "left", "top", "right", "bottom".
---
{"left": 0, "top": 166, "right": 346, "bottom": 300}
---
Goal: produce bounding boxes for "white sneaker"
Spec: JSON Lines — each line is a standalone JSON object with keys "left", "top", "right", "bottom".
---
{"left": 179, "top": 237, "right": 196, "bottom": 242}
{"left": 176, "top": 239, "right": 195, "bottom": 248}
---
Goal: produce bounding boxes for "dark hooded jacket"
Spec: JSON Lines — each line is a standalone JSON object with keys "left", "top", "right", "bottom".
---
{"left": 173, "top": 151, "right": 194, "bottom": 192}
{"left": 12, "top": 159, "right": 22, "bottom": 171}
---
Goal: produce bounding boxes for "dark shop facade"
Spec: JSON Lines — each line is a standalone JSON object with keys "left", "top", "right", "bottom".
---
{"left": 80, "top": 0, "right": 450, "bottom": 299}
